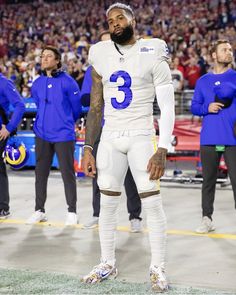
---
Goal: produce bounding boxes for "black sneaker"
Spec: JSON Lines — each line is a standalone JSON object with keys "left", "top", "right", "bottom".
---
{"left": 0, "top": 209, "right": 11, "bottom": 220}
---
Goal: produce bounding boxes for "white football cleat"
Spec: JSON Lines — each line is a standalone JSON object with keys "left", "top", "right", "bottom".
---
{"left": 82, "top": 263, "right": 118, "bottom": 284}
{"left": 150, "top": 265, "right": 169, "bottom": 292}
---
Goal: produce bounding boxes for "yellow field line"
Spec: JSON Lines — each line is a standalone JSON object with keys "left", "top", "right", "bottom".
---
{"left": 1, "top": 219, "right": 236, "bottom": 240}
{"left": 0, "top": 219, "right": 84, "bottom": 229}
{"left": 167, "top": 229, "right": 236, "bottom": 240}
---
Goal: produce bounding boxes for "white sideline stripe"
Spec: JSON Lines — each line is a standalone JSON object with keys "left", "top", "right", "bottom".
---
{"left": 1, "top": 219, "right": 236, "bottom": 240}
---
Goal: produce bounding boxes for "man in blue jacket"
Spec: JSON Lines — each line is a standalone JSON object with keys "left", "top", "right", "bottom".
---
{"left": 26, "top": 46, "right": 82, "bottom": 226}
{"left": 0, "top": 74, "right": 25, "bottom": 219}
{"left": 191, "top": 39, "right": 236, "bottom": 233}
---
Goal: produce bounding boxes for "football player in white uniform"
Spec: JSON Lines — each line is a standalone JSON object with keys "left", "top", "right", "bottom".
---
{"left": 82, "top": 2, "right": 175, "bottom": 292}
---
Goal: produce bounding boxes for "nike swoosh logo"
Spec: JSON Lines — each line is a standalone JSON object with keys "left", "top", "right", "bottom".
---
{"left": 74, "top": 91, "right": 78, "bottom": 94}
{"left": 101, "top": 271, "right": 110, "bottom": 278}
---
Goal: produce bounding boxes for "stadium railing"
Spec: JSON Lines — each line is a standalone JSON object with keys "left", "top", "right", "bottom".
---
{"left": 153, "top": 89, "right": 194, "bottom": 116}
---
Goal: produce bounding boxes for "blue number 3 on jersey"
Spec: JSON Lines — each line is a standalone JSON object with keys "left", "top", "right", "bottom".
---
{"left": 110, "top": 70, "right": 133, "bottom": 109}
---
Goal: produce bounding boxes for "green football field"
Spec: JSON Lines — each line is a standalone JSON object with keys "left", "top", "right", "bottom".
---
{"left": 0, "top": 268, "right": 235, "bottom": 295}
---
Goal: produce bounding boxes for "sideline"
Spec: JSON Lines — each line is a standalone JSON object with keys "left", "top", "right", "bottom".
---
{"left": 1, "top": 218, "right": 236, "bottom": 240}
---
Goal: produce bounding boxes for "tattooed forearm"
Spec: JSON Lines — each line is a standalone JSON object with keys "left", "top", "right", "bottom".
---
{"left": 156, "top": 147, "right": 167, "bottom": 166}
{"left": 147, "top": 147, "right": 168, "bottom": 180}
{"left": 85, "top": 67, "right": 104, "bottom": 148}
{"left": 152, "top": 147, "right": 167, "bottom": 169}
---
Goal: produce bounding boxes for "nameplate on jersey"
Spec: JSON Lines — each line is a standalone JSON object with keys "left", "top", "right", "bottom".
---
{"left": 139, "top": 46, "right": 155, "bottom": 54}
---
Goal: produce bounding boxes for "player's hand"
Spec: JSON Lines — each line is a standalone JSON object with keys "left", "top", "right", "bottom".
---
{"left": 0, "top": 125, "right": 10, "bottom": 141}
{"left": 208, "top": 102, "right": 224, "bottom": 113}
{"left": 147, "top": 147, "right": 167, "bottom": 180}
{"left": 82, "top": 148, "right": 96, "bottom": 178}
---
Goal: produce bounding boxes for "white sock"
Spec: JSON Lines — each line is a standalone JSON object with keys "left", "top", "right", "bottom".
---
{"left": 99, "top": 193, "right": 121, "bottom": 267}
{"left": 141, "top": 195, "right": 167, "bottom": 269}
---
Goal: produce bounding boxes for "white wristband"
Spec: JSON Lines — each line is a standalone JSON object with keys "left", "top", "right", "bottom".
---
{"left": 83, "top": 144, "right": 93, "bottom": 151}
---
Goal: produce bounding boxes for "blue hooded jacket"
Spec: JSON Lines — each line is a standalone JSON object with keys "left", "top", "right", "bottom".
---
{"left": 31, "top": 72, "right": 81, "bottom": 142}
{"left": 81, "top": 66, "right": 92, "bottom": 97}
{"left": 80, "top": 66, "right": 105, "bottom": 127}
{"left": 191, "top": 69, "right": 236, "bottom": 145}
{"left": 0, "top": 74, "right": 25, "bottom": 132}
{"left": 80, "top": 65, "right": 92, "bottom": 110}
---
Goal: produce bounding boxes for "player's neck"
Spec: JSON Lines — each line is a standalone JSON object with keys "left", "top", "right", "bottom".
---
{"left": 45, "top": 66, "right": 57, "bottom": 77}
{"left": 120, "top": 36, "right": 137, "bottom": 46}
{"left": 46, "top": 70, "right": 53, "bottom": 77}
{"left": 213, "top": 64, "right": 231, "bottom": 74}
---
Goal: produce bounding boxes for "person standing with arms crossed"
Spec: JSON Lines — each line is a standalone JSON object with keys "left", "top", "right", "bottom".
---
{"left": 26, "top": 46, "right": 81, "bottom": 226}
{"left": 191, "top": 39, "right": 236, "bottom": 233}
{"left": 82, "top": 3, "right": 175, "bottom": 292}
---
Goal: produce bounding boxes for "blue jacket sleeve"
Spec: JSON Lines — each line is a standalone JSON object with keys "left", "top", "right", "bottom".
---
{"left": 80, "top": 66, "right": 92, "bottom": 107}
{"left": 4, "top": 79, "right": 25, "bottom": 132}
{"left": 66, "top": 77, "right": 82, "bottom": 122}
{"left": 81, "top": 66, "right": 92, "bottom": 96}
{"left": 31, "top": 81, "right": 39, "bottom": 107}
{"left": 191, "top": 79, "right": 209, "bottom": 116}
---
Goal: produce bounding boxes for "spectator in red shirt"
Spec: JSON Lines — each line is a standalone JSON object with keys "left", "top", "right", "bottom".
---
{"left": 185, "top": 56, "right": 201, "bottom": 89}
{"left": 0, "top": 38, "right": 8, "bottom": 58}
{"left": 173, "top": 56, "right": 185, "bottom": 76}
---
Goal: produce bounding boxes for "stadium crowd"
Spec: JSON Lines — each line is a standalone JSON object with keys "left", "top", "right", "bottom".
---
{"left": 0, "top": 0, "right": 236, "bottom": 95}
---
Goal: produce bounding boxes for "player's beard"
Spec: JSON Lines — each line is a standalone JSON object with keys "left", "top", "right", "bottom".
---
{"left": 111, "top": 25, "right": 134, "bottom": 45}
{"left": 216, "top": 54, "right": 233, "bottom": 67}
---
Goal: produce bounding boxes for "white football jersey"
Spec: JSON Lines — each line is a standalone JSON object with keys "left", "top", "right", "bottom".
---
{"left": 88, "top": 38, "right": 172, "bottom": 131}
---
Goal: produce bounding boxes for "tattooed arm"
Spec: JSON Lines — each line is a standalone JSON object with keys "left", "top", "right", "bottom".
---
{"left": 147, "top": 147, "right": 167, "bottom": 180}
{"left": 83, "top": 67, "right": 104, "bottom": 177}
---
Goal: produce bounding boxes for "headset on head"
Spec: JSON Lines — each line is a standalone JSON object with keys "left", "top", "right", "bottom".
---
{"left": 4, "top": 137, "right": 29, "bottom": 169}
